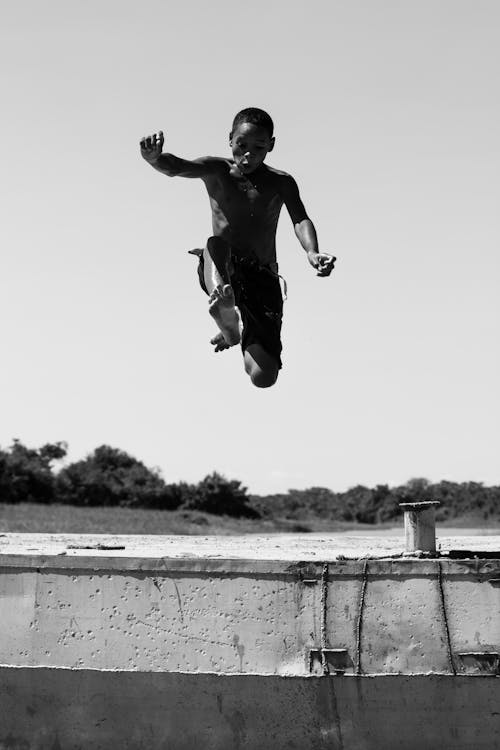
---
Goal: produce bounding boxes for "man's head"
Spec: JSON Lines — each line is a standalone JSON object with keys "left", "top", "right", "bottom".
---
{"left": 229, "top": 108, "right": 275, "bottom": 174}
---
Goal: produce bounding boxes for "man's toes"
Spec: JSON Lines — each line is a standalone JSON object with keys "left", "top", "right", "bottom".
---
{"left": 211, "top": 339, "right": 228, "bottom": 353}
{"left": 210, "top": 332, "right": 230, "bottom": 352}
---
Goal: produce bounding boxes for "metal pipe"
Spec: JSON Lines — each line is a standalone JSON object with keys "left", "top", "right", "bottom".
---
{"left": 399, "top": 501, "right": 440, "bottom": 554}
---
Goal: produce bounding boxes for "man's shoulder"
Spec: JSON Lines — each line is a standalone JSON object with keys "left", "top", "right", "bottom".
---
{"left": 263, "top": 165, "right": 298, "bottom": 190}
{"left": 194, "top": 156, "right": 231, "bottom": 173}
{"left": 264, "top": 164, "right": 294, "bottom": 180}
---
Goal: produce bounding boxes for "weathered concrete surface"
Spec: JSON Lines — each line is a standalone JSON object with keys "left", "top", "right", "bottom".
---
{"left": 0, "top": 668, "right": 498, "bottom": 750}
{"left": 1, "top": 535, "right": 499, "bottom": 675}
{"left": 0, "top": 533, "right": 498, "bottom": 748}
{"left": 1, "top": 531, "right": 499, "bottom": 561}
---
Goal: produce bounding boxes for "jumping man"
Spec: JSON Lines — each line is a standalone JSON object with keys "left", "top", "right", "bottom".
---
{"left": 140, "top": 107, "right": 335, "bottom": 388}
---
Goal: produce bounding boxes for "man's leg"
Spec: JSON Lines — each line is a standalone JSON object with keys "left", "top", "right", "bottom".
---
{"left": 243, "top": 344, "right": 280, "bottom": 388}
{"left": 239, "top": 269, "right": 283, "bottom": 388}
{"left": 203, "top": 237, "right": 240, "bottom": 347}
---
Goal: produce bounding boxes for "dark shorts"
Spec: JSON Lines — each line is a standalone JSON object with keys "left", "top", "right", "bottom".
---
{"left": 197, "top": 251, "right": 283, "bottom": 369}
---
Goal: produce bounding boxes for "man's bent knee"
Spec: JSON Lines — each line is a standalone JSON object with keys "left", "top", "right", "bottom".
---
{"left": 244, "top": 345, "right": 280, "bottom": 388}
{"left": 249, "top": 367, "right": 279, "bottom": 388}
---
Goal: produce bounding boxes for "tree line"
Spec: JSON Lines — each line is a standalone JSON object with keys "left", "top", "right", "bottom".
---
{"left": 0, "top": 440, "right": 498, "bottom": 523}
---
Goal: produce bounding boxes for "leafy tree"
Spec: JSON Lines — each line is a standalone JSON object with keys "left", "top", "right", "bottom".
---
{"left": 0, "top": 439, "right": 67, "bottom": 504}
{"left": 161, "top": 481, "right": 198, "bottom": 510}
{"left": 339, "top": 485, "right": 373, "bottom": 523}
{"left": 56, "top": 445, "right": 174, "bottom": 508}
{"left": 181, "top": 472, "right": 259, "bottom": 518}
{"left": 251, "top": 486, "right": 346, "bottom": 521}
{"left": 1, "top": 438, "right": 499, "bottom": 524}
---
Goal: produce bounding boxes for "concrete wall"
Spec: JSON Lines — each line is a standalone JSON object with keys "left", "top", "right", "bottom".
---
{"left": 1, "top": 557, "right": 498, "bottom": 676}
{"left": 0, "top": 535, "right": 499, "bottom": 748}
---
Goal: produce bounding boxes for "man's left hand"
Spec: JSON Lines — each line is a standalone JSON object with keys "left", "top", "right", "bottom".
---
{"left": 308, "top": 252, "right": 336, "bottom": 277}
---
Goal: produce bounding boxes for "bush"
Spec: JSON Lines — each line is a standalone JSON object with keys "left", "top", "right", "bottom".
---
{"left": 56, "top": 445, "right": 172, "bottom": 508}
{"left": 0, "top": 439, "right": 66, "bottom": 504}
{"left": 1, "top": 437, "right": 499, "bottom": 524}
{"left": 181, "top": 472, "right": 259, "bottom": 518}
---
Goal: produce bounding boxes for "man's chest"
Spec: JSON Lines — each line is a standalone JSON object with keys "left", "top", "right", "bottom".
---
{"left": 235, "top": 187, "right": 283, "bottom": 222}
{"left": 215, "top": 175, "right": 283, "bottom": 218}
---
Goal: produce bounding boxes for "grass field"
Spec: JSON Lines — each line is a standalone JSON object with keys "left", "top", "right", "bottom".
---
{"left": 1, "top": 503, "right": 496, "bottom": 536}
{"left": 0, "top": 502, "right": 363, "bottom": 535}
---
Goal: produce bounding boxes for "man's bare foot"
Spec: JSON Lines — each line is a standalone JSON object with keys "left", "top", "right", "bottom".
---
{"left": 208, "top": 285, "right": 241, "bottom": 346}
{"left": 210, "top": 332, "right": 231, "bottom": 353}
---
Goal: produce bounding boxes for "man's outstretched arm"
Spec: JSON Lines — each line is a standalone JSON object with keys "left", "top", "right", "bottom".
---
{"left": 140, "top": 131, "right": 214, "bottom": 178}
{"left": 282, "top": 176, "right": 336, "bottom": 277}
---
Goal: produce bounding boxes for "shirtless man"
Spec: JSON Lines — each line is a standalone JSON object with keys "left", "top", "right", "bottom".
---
{"left": 140, "top": 107, "right": 335, "bottom": 388}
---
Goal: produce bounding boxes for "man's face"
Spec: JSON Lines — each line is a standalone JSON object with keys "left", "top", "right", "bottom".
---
{"left": 230, "top": 122, "right": 275, "bottom": 174}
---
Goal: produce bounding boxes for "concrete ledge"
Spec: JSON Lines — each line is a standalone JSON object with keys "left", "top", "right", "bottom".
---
{"left": 2, "top": 531, "right": 500, "bottom": 558}
{"left": 1, "top": 667, "right": 498, "bottom": 750}
{"left": 1, "top": 532, "right": 499, "bottom": 574}
{"left": 1, "top": 533, "right": 498, "bottom": 748}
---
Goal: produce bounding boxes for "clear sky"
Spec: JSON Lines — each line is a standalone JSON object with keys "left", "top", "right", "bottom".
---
{"left": 1, "top": 0, "right": 499, "bottom": 494}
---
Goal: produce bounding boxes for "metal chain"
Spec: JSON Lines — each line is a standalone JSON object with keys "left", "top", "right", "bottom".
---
{"left": 321, "top": 562, "right": 329, "bottom": 675}
{"left": 437, "top": 560, "right": 456, "bottom": 675}
{"left": 355, "top": 560, "right": 369, "bottom": 675}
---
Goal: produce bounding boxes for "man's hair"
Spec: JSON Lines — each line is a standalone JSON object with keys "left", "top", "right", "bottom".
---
{"left": 231, "top": 108, "right": 274, "bottom": 138}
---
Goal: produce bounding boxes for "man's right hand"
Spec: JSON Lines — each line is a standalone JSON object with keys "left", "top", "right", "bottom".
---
{"left": 140, "top": 131, "right": 164, "bottom": 164}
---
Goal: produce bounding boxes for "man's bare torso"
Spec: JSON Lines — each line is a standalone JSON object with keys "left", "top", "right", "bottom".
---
{"left": 201, "top": 158, "right": 306, "bottom": 266}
